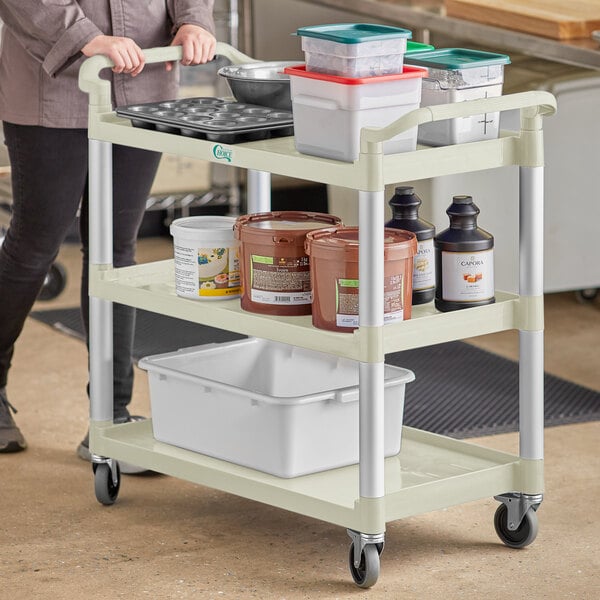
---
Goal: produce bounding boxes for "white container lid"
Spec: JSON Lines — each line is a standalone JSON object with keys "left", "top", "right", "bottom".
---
{"left": 170, "top": 216, "right": 237, "bottom": 243}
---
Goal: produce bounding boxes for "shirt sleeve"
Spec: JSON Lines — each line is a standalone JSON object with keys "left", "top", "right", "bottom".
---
{"left": 167, "top": 0, "right": 216, "bottom": 36}
{"left": 0, "top": 1, "right": 102, "bottom": 77}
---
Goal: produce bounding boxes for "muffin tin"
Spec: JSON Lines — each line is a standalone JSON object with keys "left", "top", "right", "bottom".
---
{"left": 116, "top": 97, "right": 294, "bottom": 143}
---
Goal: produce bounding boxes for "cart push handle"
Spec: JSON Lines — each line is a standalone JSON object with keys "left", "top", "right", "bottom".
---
{"left": 78, "top": 42, "right": 255, "bottom": 110}
{"left": 359, "top": 90, "right": 557, "bottom": 153}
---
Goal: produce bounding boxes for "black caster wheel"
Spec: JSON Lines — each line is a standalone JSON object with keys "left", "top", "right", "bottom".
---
{"left": 37, "top": 262, "right": 67, "bottom": 301}
{"left": 494, "top": 503, "right": 538, "bottom": 548}
{"left": 574, "top": 288, "right": 599, "bottom": 304}
{"left": 348, "top": 543, "right": 380, "bottom": 588}
{"left": 93, "top": 461, "right": 121, "bottom": 505}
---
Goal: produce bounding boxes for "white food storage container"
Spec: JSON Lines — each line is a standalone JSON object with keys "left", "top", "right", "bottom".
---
{"left": 284, "top": 64, "right": 428, "bottom": 162}
{"left": 405, "top": 48, "right": 511, "bottom": 146}
{"left": 297, "top": 23, "right": 412, "bottom": 78}
{"left": 139, "top": 338, "right": 415, "bottom": 478}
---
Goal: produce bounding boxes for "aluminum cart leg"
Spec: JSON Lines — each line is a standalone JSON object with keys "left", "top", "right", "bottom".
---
{"left": 247, "top": 169, "right": 271, "bottom": 213}
{"left": 88, "top": 139, "right": 122, "bottom": 505}
{"left": 345, "top": 190, "right": 386, "bottom": 588}
{"left": 494, "top": 165, "right": 545, "bottom": 547}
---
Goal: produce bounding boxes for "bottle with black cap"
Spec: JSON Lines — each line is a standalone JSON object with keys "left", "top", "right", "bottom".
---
{"left": 434, "top": 194, "right": 494, "bottom": 312}
{"left": 385, "top": 186, "right": 435, "bottom": 305}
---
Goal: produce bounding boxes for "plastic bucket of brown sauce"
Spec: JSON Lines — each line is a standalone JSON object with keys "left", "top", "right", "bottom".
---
{"left": 234, "top": 211, "right": 342, "bottom": 316}
{"left": 305, "top": 226, "right": 417, "bottom": 331}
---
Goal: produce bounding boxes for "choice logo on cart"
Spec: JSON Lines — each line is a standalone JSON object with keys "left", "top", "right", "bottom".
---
{"left": 212, "top": 144, "right": 232, "bottom": 162}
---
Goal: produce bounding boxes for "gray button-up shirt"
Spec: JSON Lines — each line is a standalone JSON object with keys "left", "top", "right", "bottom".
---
{"left": 0, "top": 0, "right": 215, "bottom": 128}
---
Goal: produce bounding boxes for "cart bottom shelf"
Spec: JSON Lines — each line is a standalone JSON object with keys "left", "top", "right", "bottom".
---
{"left": 90, "top": 419, "right": 533, "bottom": 532}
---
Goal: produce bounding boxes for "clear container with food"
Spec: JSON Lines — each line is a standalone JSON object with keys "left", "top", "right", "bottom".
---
{"left": 297, "top": 23, "right": 412, "bottom": 77}
{"left": 405, "top": 48, "right": 511, "bottom": 146}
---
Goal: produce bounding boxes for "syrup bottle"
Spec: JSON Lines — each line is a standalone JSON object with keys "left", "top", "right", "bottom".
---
{"left": 386, "top": 186, "right": 435, "bottom": 305}
{"left": 434, "top": 195, "right": 494, "bottom": 312}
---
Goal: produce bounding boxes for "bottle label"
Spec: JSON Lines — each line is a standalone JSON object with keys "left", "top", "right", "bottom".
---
{"left": 413, "top": 238, "right": 435, "bottom": 291}
{"left": 441, "top": 249, "right": 494, "bottom": 302}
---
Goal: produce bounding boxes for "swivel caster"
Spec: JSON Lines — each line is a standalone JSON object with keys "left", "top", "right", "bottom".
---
{"left": 347, "top": 529, "right": 384, "bottom": 588}
{"left": 93, "top": 459, "right": 121, "bottom": 505}
{"left": 494, "top": 492, "right": 541, "bottom": 548}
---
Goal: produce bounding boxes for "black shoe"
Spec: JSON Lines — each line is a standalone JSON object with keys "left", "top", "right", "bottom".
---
{"left": 76, "top": 415, "right": 147, "bottom": 474}
{"left": 0, "top": 388, "right": 27, "bottom": 453}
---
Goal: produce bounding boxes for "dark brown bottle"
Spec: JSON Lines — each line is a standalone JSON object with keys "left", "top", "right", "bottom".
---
{"left": 434, "top": 195, "right": 494, "bottom": 312}
{"left": 386, "top": 186, "right": 435, "bottom": 305}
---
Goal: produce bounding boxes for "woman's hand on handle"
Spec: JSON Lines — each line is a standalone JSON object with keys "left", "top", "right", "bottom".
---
{"left": 166, "top": 24, "right": 217, "bottom": 71}
{"left": 81, "top": 35, "right": 145, "bottom": 76}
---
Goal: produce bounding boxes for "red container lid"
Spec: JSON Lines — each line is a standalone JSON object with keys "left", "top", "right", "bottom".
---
{"left": 283, "top": 64, "right": 428, "bottom": 85}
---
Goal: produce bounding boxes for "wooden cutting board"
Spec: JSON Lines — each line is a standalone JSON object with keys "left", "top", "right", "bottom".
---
{"left": 445, "top": 0, "right": 600, "bottom": 40}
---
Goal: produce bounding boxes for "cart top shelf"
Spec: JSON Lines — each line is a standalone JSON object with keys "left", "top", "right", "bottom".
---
{"left": 79, "top": 45, "right": 557, "bottom": 192}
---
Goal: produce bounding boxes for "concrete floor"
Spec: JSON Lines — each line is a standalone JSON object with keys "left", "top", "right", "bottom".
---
{"left": 1, "top": 238, "right": 599, "bottom": 599}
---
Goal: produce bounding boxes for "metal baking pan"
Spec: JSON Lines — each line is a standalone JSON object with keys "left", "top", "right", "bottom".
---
{"left": 116, "top": 97, "right": 293, "bottom": 143}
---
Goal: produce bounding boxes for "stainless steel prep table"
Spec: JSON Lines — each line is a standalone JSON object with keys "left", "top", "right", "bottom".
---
{"left": 270, "top": 0, "right": 600, "bottom": 70}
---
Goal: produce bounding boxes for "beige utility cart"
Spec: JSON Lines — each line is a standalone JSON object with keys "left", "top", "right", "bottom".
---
{"left": 79, "top": 44, "right": 556, "bottom": 588}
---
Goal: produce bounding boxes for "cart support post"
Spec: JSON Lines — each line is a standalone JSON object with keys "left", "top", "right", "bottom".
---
{"left": 247, "top": 169, "right": 271, "bottom": 213}
{"left": 358, "top": 190, "right": 385, "bottom": 501}
{"left": 89, "top": 139, "right": 114, "bottom": 423}
{"left": 518, "top": 166, "right": 544, "bottom": 462}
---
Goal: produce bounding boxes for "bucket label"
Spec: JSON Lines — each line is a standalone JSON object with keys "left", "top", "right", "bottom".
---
{"left": 413, "top": 238, "right": 435, "bottom": 291}
{"left": 249, "top": 254, "right": 312, "bottom": 305}
{"left": 174, "top": 243, "right": 240, "bottom": 299}
{"left": 335, "top": 275, "right": 405, "bottom": 328}
{"left": 441, "top": 249, "right": 494, "bottom": 302}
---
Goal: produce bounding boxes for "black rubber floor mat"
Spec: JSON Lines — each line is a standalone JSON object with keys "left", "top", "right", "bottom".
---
{"left": 30, "top": 307, "right": 245, "bottom": 360}
{"left": 30, "top": 307, "right": 600, "bottom": 438}
{"left": 386, "top": 342, "right": 600, "bottom": 438}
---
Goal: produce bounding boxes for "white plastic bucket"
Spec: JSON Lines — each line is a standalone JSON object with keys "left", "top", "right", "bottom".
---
{"left": 170, "top": 216, "right": 240, "bottom": 300}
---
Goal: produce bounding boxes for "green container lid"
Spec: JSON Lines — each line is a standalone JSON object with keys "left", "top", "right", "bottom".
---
{"left": 296, "top": 23, "right": 412, "bottom": 44}
{"left": 405, "top": 48, "right": 511, "bottom": 70}
{"left": 406, "top": 41, "right": 435, "bottom": 54}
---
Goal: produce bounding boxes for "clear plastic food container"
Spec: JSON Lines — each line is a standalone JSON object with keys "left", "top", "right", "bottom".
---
{"left": 406, "top": 48, "right": 510, "bottom": 88}
{"left": 405, "top": 48, "right": 511, "bottom": 146}
{"left": 297, "top": 23, "right": 412, "bottom": 78}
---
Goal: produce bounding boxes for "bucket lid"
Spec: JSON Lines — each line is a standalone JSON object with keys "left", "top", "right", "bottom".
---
{"left": 170, "top": 216, "right": 236, "bottom": 239}
{"left": 405, "top": 48, "right": 510, "bottom": 70}
{"left": 296, "top": 23, "right": 412, "bottom": 44}
{"left": 284, "top": 64, "right": 428, "bottom": 85}
{"left": 234, "top": 211, "right": 342, "bottom": 240}
{"left": 306, "top": 226, "right": 417, "bottom": 260}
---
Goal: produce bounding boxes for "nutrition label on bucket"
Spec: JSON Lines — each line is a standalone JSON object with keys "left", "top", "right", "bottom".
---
{"left": 174, "top": 243, "right": 240, "bottom": 298}
{"left": 335, "top": 274, "right": 405, "bottom": 328}
{"left": 250, "top": 254, "right": 312, "bottom": 305}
